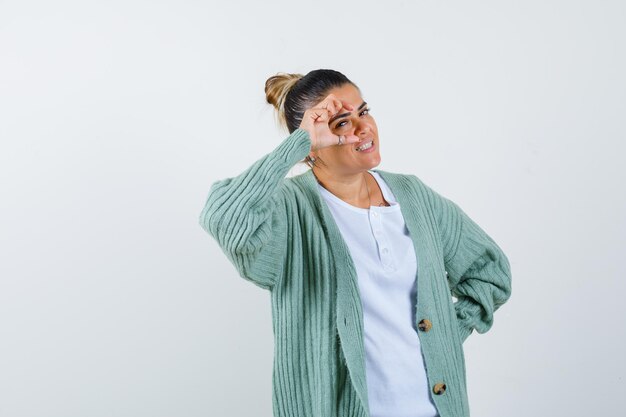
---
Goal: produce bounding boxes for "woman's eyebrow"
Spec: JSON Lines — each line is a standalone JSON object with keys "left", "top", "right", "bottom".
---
{"left": 329, "top": 101, "right": 368, "bottom": 124}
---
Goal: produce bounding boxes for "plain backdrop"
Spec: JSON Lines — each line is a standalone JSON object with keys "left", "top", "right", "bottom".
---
{"left": 1, "top": 1, "right": 625, "bottom": 416}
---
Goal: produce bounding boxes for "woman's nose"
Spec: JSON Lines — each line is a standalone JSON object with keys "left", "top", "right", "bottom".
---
{"left": 355, "top": 121, "right": 371, "bottom": 137}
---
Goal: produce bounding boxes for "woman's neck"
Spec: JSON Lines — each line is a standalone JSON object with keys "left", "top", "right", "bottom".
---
{"left": 313, "top": 168, "right": 387, "bottom": 209}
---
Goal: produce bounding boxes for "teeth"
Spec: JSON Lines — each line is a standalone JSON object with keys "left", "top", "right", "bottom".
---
{"left": 356, "top": 141, "right": 373, "bottom": 151}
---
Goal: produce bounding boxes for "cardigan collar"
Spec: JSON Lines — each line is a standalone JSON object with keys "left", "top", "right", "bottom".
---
{"left": 291, "top": 168, "right": 433, "bottom": 416}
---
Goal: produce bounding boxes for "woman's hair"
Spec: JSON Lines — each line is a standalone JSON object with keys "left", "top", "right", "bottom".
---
{"left": 265, "top": 69, "right": 358, "bottom": 134}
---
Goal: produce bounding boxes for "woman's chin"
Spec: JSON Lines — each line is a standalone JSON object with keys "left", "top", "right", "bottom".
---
{"left": 366, "top": 152, "right": 382, "bottom": 167}
{"left": 361, "top": 159, "right": 381, "bottom": 172}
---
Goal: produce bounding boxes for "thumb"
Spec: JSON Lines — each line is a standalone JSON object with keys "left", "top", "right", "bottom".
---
{"left": 344, "top": 134, "right": 360, "bottom": 144}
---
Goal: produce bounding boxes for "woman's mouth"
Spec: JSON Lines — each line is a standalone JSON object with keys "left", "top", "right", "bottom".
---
{"left": 355, "top": 140, "right": 375, "bottom": 153}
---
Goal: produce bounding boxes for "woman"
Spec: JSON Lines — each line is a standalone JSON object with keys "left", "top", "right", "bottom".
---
{"left": 199, "top": 69, "right": 512, "bottom": 417}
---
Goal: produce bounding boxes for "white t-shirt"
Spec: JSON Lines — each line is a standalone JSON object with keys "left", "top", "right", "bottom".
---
{"left": 317, "top": 170, "right": 439, "bottom": 417}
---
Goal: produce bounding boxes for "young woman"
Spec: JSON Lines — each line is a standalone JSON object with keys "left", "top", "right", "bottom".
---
{"left": 199, "top": 69, "right": 512, "bottom": 417}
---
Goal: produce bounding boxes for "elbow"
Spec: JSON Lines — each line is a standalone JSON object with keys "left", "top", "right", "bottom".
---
{"left": 198, "top": 178, "right": 233, "bottom": 237}
{"left": 198, "top": 203, "right": 215, "bottom": 236}
{"left": 198, "top": 199, "right": 268, "bottom": 257}
{"left": 494, "top": 250, "right": 513, "bottom": 308}
{"left": 198, "top": 197, "right": 218, "bottom": 237}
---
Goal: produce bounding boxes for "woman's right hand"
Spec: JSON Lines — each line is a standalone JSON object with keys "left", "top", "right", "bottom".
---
{"left": 298, "top": 94, "right": 361, "bottom": 151}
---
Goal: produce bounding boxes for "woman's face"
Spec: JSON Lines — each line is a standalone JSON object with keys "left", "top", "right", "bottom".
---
{"left": 310, "top": 83, "right": 381, "bottom": 176}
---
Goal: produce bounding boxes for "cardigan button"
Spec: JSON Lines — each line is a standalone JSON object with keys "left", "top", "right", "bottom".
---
{"left": 433, "top": 382, "right": 447, "bottom": 395}
{"left": 417, "top": 319, "right": 432, "bottom": 332}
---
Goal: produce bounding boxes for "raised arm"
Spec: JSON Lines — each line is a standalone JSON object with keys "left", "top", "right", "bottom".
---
{"left": 199, "top": 93, "right": 361, "bottom": 290}
{"left": 420, "top": 178, "right": 512, "bottom": 343}
{"left": 198, "top": 128, "right": 311, "bottom": 290}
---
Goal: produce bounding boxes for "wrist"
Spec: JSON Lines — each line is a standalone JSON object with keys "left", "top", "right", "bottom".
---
{"left": 308, "top": 134, "right": 318, "bottom": 151}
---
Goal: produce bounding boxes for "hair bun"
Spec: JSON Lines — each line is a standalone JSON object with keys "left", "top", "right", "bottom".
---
{"left": 265, "top": 72, "right": 303, "bottom": 111}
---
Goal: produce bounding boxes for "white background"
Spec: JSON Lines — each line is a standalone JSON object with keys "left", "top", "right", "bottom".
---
{"left": 1, "top": 1, "right": 625, "bottom": 416}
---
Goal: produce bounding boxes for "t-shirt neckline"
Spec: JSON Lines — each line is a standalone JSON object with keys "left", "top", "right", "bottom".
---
{"left": 316, "top": 170, "right": 400, "bottom": 214}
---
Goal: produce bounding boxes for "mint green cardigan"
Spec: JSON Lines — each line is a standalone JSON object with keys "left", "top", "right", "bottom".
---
{"left": 199, "top": 128, "right": 512, "bottom": 417}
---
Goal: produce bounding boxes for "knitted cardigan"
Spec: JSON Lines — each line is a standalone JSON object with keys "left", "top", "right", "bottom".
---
{"left": 199, "top": 128, "right": 512, "bottom": 417}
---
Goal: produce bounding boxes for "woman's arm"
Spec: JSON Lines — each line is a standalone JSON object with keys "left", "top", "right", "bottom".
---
{"left": 419, "top": 178, "right": 512, "bottom": 343}
{"left": 198, "top": 129, "right": 312, "bottom": 290}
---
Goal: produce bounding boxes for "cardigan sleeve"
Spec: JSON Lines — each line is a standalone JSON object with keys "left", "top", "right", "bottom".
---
{"left": 198, "top": 128, "right": 312, "bottom": 290}
{"left": 420, "top": 178, "right": 512, "bottom": 343}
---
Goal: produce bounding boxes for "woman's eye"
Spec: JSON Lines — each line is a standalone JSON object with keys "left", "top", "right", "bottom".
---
{"left": 335, "top": 108, "right": 371, "bottom": 129}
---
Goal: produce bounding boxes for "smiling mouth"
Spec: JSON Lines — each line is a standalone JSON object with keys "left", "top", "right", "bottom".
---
{"left": 355, "top": 140, "right": 374, "bottom": 152}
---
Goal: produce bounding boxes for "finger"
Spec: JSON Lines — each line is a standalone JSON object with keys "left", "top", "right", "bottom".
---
{"left": 316, "top": 98, "right": 336, "bottom": 116}
{"left": 309, "top": 111, "right": 323, "bottom": 122}
{"left": 323, "top": 95, "right": 352, "bottom": 111}
{"left": 340, "top": 100, "right": 354, "bottom": 111}
{"left": 328, "top": 97, "right": 349, "bottom": 113}
{"left": 313, "top": 94, "right": 335, "bottom": 110}
{"left": 329, "top": 98, "right": 354, "bottom": 116}
{"left": 314, "top": 95, "right": 354, "bottom": 116}
{"left": 317, "top": 94, "right": 350, "bottom": 114}
{"left": 309, "top": 108, "right": 331, "bottom": 123}
{"left": 327, "top": 101, "right": 338, "bottom": 116}
{"left": 334, "top": 135, "right": 360, "bottom": 147}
